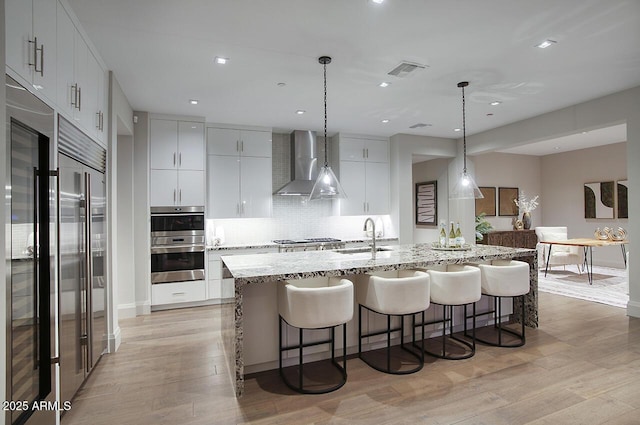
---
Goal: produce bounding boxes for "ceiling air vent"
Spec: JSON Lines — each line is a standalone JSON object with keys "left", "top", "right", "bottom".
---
{"left": 409, "top": 123, "right": 432, "bottom": 129}
{"left": 387, "top": 61, "right": 427, "bottom": 78}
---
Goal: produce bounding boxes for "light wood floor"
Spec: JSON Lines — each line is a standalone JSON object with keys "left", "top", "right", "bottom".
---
{"left": 62, "top": 292, "right": 640, "bottom": 425}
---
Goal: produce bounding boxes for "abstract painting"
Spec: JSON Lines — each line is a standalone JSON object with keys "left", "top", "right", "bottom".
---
{"left": 475, "top": 187, "right": 496, "bottom": 216}
{"left": 416, "top": 181, "right": 437, "bottom": 225}
{"left": 617, "top": 180, "right": 628, "bottom": 219}
{"left": 498, "top": 187, "right": 519, "bottom": 216}
{"left": 584, "top": 181, "right": 614, "bottom": 219}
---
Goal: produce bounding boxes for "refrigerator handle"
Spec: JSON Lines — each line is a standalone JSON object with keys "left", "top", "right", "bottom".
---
{"left": 84, "top": 172, "right": 93, "bottom": 372}
{"left": 32, "top": 167, "right": 39, "bottom": 369}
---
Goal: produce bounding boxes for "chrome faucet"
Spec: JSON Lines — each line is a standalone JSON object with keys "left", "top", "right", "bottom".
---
{"left": 363, "top": 217, "right": 377, "bottom": 258}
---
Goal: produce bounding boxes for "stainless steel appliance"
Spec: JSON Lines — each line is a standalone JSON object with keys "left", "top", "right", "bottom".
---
{"left": 150, "top": 206, "right": 205, "bottom": 284}
{"left": 58, "top": 116, "right": 107, "bottom": 407}
{"left": 5, "top": 75, "right": 57, "bottom": 425}
{"left": 273, "top": 238, "right": 345, "bottom": 253}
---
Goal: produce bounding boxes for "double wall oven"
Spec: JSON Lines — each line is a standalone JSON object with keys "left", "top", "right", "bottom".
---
{"left": 150, "top": 206, "right": 205, "bottom": 284}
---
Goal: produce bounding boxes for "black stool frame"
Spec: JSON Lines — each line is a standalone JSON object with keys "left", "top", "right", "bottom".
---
{"left": 358, "top": 304, "right": 425, "bottom": 374}
{"left": 278, "top": 315, "right": 347, "bottom": 394}
{"left": 464, "top": 294, "right": 526, "bottom": 347}
{"left": 414, "top": 302, "right": 477, "bottom": 360}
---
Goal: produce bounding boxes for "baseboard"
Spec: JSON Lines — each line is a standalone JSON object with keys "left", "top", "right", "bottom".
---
{"left": 107, "top": 326, "right": 121, "bottom": 353}
{"left": 136, "top": 300, "right": 151, "bottom": 316}
{"left": 627, "top": 300, "right": 640, "bottom": 318}
{"left": 118, "top": 303, "right": 137, "bottom": 319}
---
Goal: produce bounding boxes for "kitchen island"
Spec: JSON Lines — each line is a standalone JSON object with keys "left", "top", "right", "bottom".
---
{"left": 221, "top": 243, "right": 537, "bottom": 396}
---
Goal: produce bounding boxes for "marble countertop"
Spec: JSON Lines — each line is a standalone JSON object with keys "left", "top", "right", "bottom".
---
{"left": 221, "top": 243, "right": 535, "bottom": 285}
{"left": 207, "top": 237, "right": 399, "bottom": 251}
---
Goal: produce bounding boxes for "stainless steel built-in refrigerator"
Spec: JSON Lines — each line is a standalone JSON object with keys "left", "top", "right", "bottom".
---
{"left": 58, "top": 117, "right": 107, "bottom": 406}
{"left": 6, "top": 74, "right": 57, "bottom": 425}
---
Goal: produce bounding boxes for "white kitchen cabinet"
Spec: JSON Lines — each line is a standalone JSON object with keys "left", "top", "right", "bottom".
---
{"left": 151, "top": 281, "right": 206, "bottom": 306}
{"left": 87, "top": 51, "right": 107, "bottom": 143}
{"left": 334, "top": 134, "right": 390, "bottom": 215}
{"left": 6, "top": 0, "right": 57, "bottom": 102}
{"left": 338, "top": 136, "right": 389, "bottom": 163}
{"left": 149, "top": 169, "right": 205, "bottom": 207}
{"left": 150, "top": 119, "right": 205, "bottom": 170}
{"left": 206, "top": 126, "right": 272, "bottom": 218}
{"left": 207, "top": 127, "right": 272, "bottom": 158}
{"left": 56, "top": 0, "right": 75, "bottom": 117}
{"left": 149, "top": 119, "right": 205, "bottom": 207}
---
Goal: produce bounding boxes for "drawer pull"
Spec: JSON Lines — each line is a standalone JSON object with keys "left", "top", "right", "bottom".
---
{"left": 172, "top": 292, "right": 186, "bottom": 296}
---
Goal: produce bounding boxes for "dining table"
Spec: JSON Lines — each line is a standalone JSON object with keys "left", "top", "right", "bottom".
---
{"left": 539, "top": 238, "right": 628, "bottom": 285}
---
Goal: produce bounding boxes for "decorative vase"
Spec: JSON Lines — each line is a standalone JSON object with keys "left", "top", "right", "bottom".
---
{"left": 522, "top": 212, "right": 531, "bottom": 230}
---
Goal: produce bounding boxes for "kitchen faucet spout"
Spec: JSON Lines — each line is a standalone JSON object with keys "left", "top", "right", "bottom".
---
{"left": 363, "top": 217, "right": 376, "bottom": 258}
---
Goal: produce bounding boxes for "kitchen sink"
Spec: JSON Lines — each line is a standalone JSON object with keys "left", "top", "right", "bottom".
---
{"left": 334, "top": 246, "right": 393, "bottom": 254}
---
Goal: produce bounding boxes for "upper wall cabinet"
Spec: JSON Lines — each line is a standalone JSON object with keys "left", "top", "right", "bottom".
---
{"left": 150, "top": 120, "right": 205, "bottom": 170}
{"left": 6, "top": 0, "right": 58, "bottom": 102}
{"left": 333, "top": 134, "right": 390, "bottom": 216}
{"left": 207, "top": 128, "right": 272, "bottom": 158}
{"left": 149, "top": 119, "right": 205, "bottom": 207}
{"left": 206, "top": 126, "right": 272, "bottom": 218}
{"left": 57, "top": 1, "right": 103, "bottom": 138}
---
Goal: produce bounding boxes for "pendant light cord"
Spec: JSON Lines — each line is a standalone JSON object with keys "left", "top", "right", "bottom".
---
{"left": 461, "top": 83, "right": 467, "bottom": 173}
{"left": 323, "top": 61, "right": 328, "bottom": 167}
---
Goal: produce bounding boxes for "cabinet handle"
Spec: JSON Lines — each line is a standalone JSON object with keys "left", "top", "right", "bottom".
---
{"left": 236, "top": 140, "right": 239, "bottom": 152}
{"left": 241, "top": 141, "right": 244, "bottom": 152}
{"left": 172, "top": 292, "right": 186, "bottom": 296}
{"left": 366, "top": 148, "right": 369, "bottom": 158}
{"left": 179, "top": 189, "right": 182, "bottom": 202}
{"left": 77, "top": 86, "right": 82, "bottom": 111}
{"left": 173, "top": 189, "right": 176, "bottom": 203}
{"left": 179, "top": 153, "right": 182, "bottom": 166}
{"left": 173, "top": 152, "right": 176, "bottom": 166}
{"left": 70, "top": 84, "right": 78, "bottom": 108}
{"left": 100, "top": 111, "right": 104, "bottom": 131}
{"left": 236, "top": 203, "right": 240, "bottom": 215}
{"left": 29, "top": 37, "right": 44, "bottom": 76}
{"left": 96, "top": 112, "right": 101, "bottom": 129}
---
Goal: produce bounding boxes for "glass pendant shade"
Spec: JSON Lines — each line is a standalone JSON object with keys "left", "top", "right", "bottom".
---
{"left": 309, "top": 165, "right": 346, "bottom": 200}
{"left": 451, "top": 170, "right": 483, "bottom": 199}
{"left": 450, "top": 81, "right": 484, "bottom": 200}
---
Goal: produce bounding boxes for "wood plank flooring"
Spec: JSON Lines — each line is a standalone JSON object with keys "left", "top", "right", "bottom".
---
{"left": 62, "top": 292, "right": 640, "bottom": 425}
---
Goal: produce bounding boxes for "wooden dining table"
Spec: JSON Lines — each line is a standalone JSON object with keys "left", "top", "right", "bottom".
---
{"left": 539, "top": 238, "right": 628, "bottom": 285}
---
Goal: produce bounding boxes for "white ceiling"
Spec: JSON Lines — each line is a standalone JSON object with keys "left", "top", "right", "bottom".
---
{"left": 68, "top": 0, "right": 640, "bottom": 146}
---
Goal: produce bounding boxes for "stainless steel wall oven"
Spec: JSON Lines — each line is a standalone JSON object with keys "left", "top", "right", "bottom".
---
{"left": 150, "top": 206, "right": 205, "bottom": 284}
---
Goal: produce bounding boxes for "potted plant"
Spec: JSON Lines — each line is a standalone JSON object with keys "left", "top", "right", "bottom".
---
{"left": 475, "top": 213, "right": 493, "bottom": 242}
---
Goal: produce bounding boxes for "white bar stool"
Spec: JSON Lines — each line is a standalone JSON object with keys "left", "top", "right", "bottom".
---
{"left": 425, "top": 265, "right": 481, "bottom": 360}
{"left": 278, "top": 276, "right": 354, "bottom": 394}
{"left": 469, "top": 259, "right": 530, "bottom": 347}
{"left": 357, "top": 270, "right": 430, "bottom": 374}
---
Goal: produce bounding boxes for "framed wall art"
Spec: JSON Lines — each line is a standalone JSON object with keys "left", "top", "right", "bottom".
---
{"left": 584, "top": 181, "right": 614, "bottom": 219}
{"left": 475, "top": 187, "right": 496, "bottom": 216}
{"left": 617, "top": 180, "right": 628, "bottom": 219}
{"left": 416, "top": 181, "right": 437, "bottom": 225}
{"left": 498, "top": 187, "right": 519, "bottom": 216}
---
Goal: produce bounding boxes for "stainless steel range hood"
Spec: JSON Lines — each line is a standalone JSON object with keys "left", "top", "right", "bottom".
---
{"left": 274, "top": 130, "right": 319, "bottom": 196}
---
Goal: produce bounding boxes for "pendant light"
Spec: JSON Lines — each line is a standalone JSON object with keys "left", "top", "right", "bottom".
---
{"left": 309, "top": 56, "right": 347, "bottom": 201}
{"left": 450, "top": 81, "right": 484, "bottom": 199}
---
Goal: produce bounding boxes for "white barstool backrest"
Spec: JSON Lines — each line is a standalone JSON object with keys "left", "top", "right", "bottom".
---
{"left": 278, "top": 277, "right": 354, "bottom": 329}
{"left": 427, "top": 265, "right": 481, "bottom": 305}
{"left": 358, "top": 270, "right": 430, "bottom": 315}
{"left": 478, "top": 260, "right": 530, "bottom": 297}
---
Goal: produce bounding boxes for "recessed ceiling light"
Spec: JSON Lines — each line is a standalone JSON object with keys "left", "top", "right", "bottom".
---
{"left": 486, "top": 113, "right": 494, "bottom": 116}
{"left": 214, "top": 56, "right": 228, "bottom": 64}
{"left": 296, "top": 110, "right": 305, "bottom": 115}
{"left": 379, "top": 82, "right": 390, "bottom": 88}
{"left": 189, "top": 99, "right": 199, "bottom": 105}
{"left": 535, "top": 39, "right": 557, "bottom": 49}
{"left": 490, "top": 101, "right": 501, "bottom": 106}
{"left": 454, "top": 128, "right": 461, "bottom": 132}
{"left": 277, "top": 82, "right": 286, "bottom": 87}
{"left": 554, "top": 146, "right": 560, "bottom": 150}
{"left": 371, "top": 0, "right": 384, "bottom": 4}
{"left": 381, "top": 119, "right": 390, "bottom": 123}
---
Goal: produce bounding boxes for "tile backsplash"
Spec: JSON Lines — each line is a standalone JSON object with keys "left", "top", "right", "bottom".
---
{"left": 207, "top": 132, "right": 396, "bottom": 245}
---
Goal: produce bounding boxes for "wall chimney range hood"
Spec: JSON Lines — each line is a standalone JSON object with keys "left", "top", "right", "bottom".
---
{"left": 274, "top": 130, "right": 319, "bottom": 196}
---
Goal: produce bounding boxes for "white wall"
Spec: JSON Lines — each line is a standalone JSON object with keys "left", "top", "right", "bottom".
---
{"left": 540, "top": 142, "right": 628, "bottom": 267}
{"left": 473, "top": 152, "right": 542, "bottom": 230}
{"left": 133, "top": 112, "right": 151, "bottom": 315}
{"left": 412, "top": 158, "right": 450, "bottom": 243}
{"left": 116, "top": 135, "right": 135, "bottom": 316}
{"left": 390, "top": 134, "right": 457, "bottom": 244}
{"left": 465, "top": 85, "right": 640, "bottom": 317}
